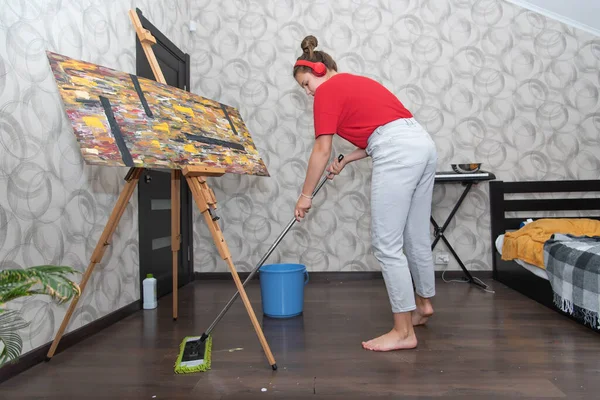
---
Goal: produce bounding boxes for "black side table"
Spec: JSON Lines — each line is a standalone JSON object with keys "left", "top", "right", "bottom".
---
{"left": 432, "top": 170, "right": 496, "bottom": 289}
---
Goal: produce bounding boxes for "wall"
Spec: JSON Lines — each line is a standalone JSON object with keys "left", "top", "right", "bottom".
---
{"left": 0, "top": 0, "right": 189, "bottom": 358}
{"left": 505, "top": 0, "right": 600, "bottom": 36}
{"left": 188, "top": 0, "right": 600, "bottom": 274}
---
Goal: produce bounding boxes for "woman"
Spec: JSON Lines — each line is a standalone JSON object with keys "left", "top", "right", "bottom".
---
{"left": 293, "top": 35, "right": 438, "bottom": 352}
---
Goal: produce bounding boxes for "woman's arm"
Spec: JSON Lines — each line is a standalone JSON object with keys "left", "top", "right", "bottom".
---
{"left": 343, "top": 148, "right": 368, "bottom": 163}
{"left": 326, "top": 147, "right": 368, "bottom": 177}
{"left": 300, "top": 134, "right": 333, "bottom": 197}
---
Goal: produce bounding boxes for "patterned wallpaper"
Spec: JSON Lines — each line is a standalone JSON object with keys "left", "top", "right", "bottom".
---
{"left": 188, "top": 0, "right": 600, "bottom": 274}
{"left": 1, "top": 0, "right": 599, "bottom": 359}
{"left": 0, "top": 0, "right": 191, "bottom": 358}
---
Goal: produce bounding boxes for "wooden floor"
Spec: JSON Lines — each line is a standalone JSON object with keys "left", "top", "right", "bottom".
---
{"left": 1, "top": 277, "right": 599, "bottom": 399}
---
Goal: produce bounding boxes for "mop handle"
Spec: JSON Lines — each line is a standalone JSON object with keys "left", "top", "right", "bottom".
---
{"left": 201, "top": 154, "right": 344, "bottom": 340}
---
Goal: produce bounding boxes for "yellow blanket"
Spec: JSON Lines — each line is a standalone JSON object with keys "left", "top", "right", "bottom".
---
{"left": 501, "top": 218, "right": 600, "bottom": 268}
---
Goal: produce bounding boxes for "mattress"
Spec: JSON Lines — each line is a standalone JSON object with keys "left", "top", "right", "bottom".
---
{"left": 495, "top": 234, "right": 548, "bottom": 281}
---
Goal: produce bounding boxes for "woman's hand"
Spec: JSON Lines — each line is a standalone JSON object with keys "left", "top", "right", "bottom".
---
{"left": 326, "top": 157, "right": 346, "bottom": 179}
{"left": 294, "top": 195, "right": 312, "bottom": 222}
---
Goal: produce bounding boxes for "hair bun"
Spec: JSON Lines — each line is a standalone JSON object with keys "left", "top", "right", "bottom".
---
{"left": 301, "top": 35, "right": 318, "bottom": 55}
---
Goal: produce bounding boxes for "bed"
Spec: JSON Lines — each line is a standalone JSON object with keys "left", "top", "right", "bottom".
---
{"left": 489, "top": 179, "right": 600, "bottom": 333}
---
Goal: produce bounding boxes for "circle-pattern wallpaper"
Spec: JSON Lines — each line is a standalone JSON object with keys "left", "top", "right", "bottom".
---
{"left": 188, "top": 0, "right": 600, "bottom": 274}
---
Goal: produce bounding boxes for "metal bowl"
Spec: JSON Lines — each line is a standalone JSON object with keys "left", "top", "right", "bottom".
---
{"left": 451, "top": 163, "right": 481, "bottom": 174}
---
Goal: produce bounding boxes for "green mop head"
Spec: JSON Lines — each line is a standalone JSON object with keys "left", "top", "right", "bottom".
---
{"left": 174, "top": 334, "right": 212, "bottom": 373}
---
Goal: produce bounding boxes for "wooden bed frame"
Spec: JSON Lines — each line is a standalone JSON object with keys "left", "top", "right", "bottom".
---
{"left": 489, "top": 179, "right": 600, "bottom": 328}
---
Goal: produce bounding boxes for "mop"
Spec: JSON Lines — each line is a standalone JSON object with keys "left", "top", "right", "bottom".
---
{"left": 174, "top": 154, "right": 344, "bottom": 373}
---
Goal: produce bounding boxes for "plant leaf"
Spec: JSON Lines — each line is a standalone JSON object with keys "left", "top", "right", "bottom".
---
{"left": 0, "top": 309, "right": 29, "bottom": 366}
{"left": 0, "top": 265, "right": 81, "bottom": 304}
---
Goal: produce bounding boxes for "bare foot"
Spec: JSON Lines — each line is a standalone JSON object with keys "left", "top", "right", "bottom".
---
{"left": 411, "top": 307, "right": 433, "bottom": 326}
{"left": 362, "top": 329, "right": 417, "bottom": 351}
{"left": 412, "top": 296, "right": 434, "bottom": 326}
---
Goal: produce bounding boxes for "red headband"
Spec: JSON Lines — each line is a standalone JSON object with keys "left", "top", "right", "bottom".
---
{"left": 294, "top": 60, "right": 326, "bottom": 77}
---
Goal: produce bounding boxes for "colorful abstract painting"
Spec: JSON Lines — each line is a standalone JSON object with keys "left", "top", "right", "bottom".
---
{"left": 46, "top": 51, "right": 269, "bottom": 176}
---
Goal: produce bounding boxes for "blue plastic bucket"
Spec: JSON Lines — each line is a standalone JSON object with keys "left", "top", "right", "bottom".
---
{"left": 259, "top": 263, "right": 309, "bottom": 318}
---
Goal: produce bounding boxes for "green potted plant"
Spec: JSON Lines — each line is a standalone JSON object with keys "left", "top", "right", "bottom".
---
{"left": 0, "top": 265, "right": 81, "bottom": 366}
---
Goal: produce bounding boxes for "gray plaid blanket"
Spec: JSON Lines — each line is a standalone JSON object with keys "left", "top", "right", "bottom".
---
{"left": 543, "top": 233, "right": 600, "bottom": 331}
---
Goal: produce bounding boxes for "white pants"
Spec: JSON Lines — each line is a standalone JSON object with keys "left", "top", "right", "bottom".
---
{"left": 366, "top": 118, "right": 438, "bottom": 313}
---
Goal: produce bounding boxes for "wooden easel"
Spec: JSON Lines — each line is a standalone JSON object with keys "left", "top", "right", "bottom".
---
{"left": 46, "top": 9, "right": 276, "bottom": 370}
{"left": 182, "top": 166, "right": 276, "bottom": 369}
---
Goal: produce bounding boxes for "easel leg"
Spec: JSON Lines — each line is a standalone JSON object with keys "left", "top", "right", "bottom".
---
{"left": 186, "top": 175, "right": 277, "bottom": 369}
{"left": 130, "top": 9, "right": 182, "bottom": 320}
{"left": 171, "top": 170, "right": 181, "bottom": 320}
{"left": 223, "top": 257, "right": 277, "bottom": 368}
{"left": 47, "top": 168, "right": 143, "bottom": 360}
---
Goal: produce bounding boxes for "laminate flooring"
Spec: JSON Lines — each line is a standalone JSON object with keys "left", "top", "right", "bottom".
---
{"left": 1, "top": 277, "right": 599, "bottom": 399}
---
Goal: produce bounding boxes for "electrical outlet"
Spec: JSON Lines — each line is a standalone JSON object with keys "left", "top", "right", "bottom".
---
{"left": 435, "top": 252, "right": 450, "bottom": 265}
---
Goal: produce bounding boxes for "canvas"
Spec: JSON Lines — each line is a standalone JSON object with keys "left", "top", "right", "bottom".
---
{"left": 46, "top": 51, "right": 269, "bottom": 176}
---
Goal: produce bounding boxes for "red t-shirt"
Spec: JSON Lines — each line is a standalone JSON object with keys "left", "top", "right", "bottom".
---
{"left": 313, "top": 73, "right": 413, "bottom": 149}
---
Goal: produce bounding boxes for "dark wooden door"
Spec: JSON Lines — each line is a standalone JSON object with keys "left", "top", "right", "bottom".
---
{"left": 135, "top": 8, "right": 193, "bottom": 299}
